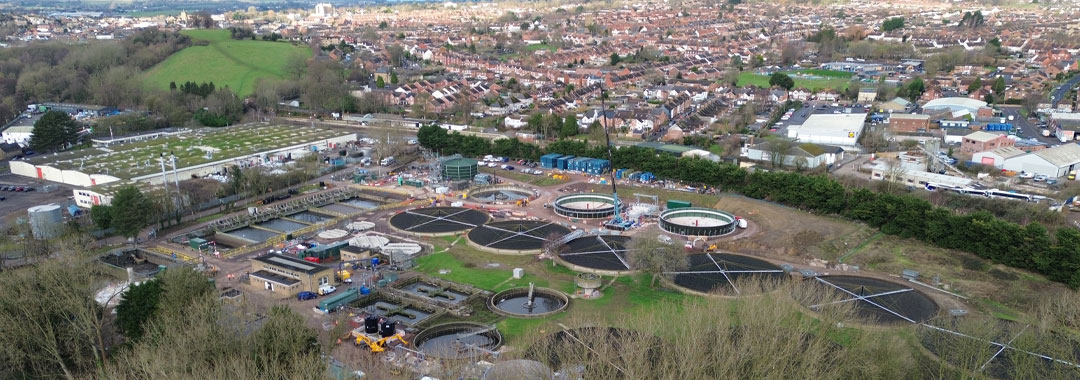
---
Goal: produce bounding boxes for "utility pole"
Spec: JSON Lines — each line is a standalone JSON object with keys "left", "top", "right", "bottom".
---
{"left": 170, "top": 152, "right": 180, "bottom": 190}
{"left": 158, "top": 153, "right": 170, "bottom": 196}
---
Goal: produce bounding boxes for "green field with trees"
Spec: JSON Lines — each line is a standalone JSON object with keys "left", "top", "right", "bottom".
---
{"left": 736, "top": 71, "right": 852, "bottom": 90}
{"left": 142, "top": 29, "right": 310, "bottom": 96}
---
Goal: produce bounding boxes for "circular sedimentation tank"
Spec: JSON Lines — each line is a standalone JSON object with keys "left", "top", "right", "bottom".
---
{"left": 672, "top": 253, "right": 786, "bottom": 296}
{"left": 918, "top": 317, "right": 1080, "bottom": 380}
{"left": 557, "top": 235, "right": 634, "bottom": 274}
{"left": 805, "top": 275, "right": 940, "bottom": 325}
{"left": 469, "top": 186, "right": 533, "bottom": 203}
{"left": 659, "top": 207, "right": 737, "bottom": 237}
{"left": 488, "top": 286, "right": 569, "bottom": 318}
{"left": 441, "top": 157, "right": 479, "bottom": 181}
{"left": 388, "top": 207, "right": 490, "bottom": 236}
{"left": 467, "top": 220, "right": 571, "bottom": 254}
{"left": 414, "top": 322, "right": 503, "bottom": 360}
{"left": 553, "top": 193, "right": 618, "bottom": 219}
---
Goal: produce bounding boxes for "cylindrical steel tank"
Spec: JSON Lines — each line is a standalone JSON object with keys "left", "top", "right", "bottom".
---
{"left": 28, "top": 204, "right": 63, "bottom": 240}
{"left": 441, "top": 158, "right": 479, "bottom": 181}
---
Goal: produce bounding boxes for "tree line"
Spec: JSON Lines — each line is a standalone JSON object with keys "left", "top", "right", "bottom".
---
{"left": 0, "top": 251, "right": 327, "bottom": 380}
{"left": 0, "top": 28, "right": 190, "bottom": 125}
{"left": 417, "top": 125, "right": 1080, "bottom": 288}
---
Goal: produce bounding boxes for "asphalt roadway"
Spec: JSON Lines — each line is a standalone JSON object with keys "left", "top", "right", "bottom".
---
{"left": 1051, "top": 74, "right": 1080, "bottom": 108}
{"left": 999, "top": 107, "right": 1059, "bottom": 145}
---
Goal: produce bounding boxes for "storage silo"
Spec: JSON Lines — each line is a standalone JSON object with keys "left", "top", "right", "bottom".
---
{"left": 28, "top": 204, "right": 64, "bottom": 240}
{"left": 441, "top": 158, "right": 478, "bottom": 181}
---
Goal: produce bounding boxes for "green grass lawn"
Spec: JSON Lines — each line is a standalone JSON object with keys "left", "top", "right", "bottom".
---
{"left": 795, "top": 69, "right": 854, "bottom": 79}
{"left": 737, "top": 71, "right": 852, "bottom": 91}
{"left": 523, "top": 43, "right": 558, "bottom": 53}
{"left": 143, "top": 29, "right": 310, "bottom": 96}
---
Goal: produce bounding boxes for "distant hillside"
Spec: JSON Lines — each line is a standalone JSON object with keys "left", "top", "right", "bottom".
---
{"left": 142, "top": 29, "right": 310, "bottom": 97}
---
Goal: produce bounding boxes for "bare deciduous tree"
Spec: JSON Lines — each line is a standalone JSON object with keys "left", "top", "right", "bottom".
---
{"left": 627, "top": 228, "right": 687, "bottom": 286}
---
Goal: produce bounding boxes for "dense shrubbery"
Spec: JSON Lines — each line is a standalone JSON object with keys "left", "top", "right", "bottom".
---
{"left": 417, "top": 125, "right": 1080, "bottom": 288}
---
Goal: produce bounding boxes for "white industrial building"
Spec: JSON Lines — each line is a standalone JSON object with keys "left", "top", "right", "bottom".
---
{"left": 971, "top": 147, "right": 1026, "bottom": 168}
{"left": 1001, "top": 143, "right": 1080, "bottom": 178}
{"left": 922, "top": 97, "right": 988, "bottom": 116}
{"left": 2, "top": 125, "right": 34, "bottom": 146}
{"left": 870, "top": 163, "right": 973, "bottom": 188}
{"left": 786, "top": 114, "right": 866, "bottom": 151}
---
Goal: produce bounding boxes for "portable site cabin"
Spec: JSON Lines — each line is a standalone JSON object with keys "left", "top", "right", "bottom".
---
{"left": 540, "top": 153, "right": 564, "bottom": 168}
{"left": 317, "top": 288, "right": 359, "bottom": 312}
{"left": 586, "top": 159, "right": 611, "bottom": 175}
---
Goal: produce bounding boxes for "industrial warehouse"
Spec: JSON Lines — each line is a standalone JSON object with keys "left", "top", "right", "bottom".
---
{"left": 8, "top": 123, "right": 356, "bottom": 206}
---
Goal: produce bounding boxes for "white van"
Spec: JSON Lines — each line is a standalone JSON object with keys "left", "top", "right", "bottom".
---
{"left": 318, "top": 285, "right": 337, "bottom": 296}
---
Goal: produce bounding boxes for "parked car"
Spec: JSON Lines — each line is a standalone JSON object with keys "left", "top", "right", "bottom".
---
{"left": 318, "top": 285, "right": 337, "bottom": 296}
{"left": 1034, "top": 174, "right": 1048, "bottom": 182}
{"left": 1018, "top": 172, "right": 1035, "bottom": 179}
{"left": 0, "top": 196, "right": 6, "bottom": 201}
{"left": 297, "top": 291, "right": 318, "bottom": 301}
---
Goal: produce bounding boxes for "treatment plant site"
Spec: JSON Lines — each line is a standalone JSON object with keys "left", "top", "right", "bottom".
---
{"left": 118, "top": 147, "right": 1079, "bottom": 380}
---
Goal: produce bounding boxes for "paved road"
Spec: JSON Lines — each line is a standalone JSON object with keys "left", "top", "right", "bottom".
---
{"left": 1000, "top": 108, "right": 1058, "bottom": 145}
{"left": 1051, "top": 75, "right": 1080, "bottom": 107}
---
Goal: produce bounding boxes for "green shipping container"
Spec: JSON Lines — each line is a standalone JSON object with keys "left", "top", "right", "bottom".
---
{"left": 667, "top": 200, "right": 692, "bottom": 209}
{"left": 189, "top": 237, "right": 208, "bottom": 250}
{"left": 318, "top": 288, "right": 358, "bottom": 312}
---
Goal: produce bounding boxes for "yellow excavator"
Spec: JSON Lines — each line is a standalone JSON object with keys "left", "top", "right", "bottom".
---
{"left": 354, "top": 316, "right": 409, "bottom": 353}
{"left": 356, "top": 333, "right": 408, "bottom": 353}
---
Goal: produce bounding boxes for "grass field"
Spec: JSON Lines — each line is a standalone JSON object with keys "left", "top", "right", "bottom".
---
{"left": 523, "top": 43, "right": 558, "bottom": 53}
{"left": 143, "top": 29, "right": 310, "bottom": 96}
{"left": 737, "top": 71, "right": 852, "bottom": 91}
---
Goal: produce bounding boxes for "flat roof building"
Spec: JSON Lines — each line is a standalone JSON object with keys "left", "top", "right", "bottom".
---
{"left": 250, "top": 254, "right": 335, "bottom": 297}
{"left": 786, "top": 114, "right": 866, "bottom": 150}
{"left": 922, "top": 97, "right": 988, "bottom": 115}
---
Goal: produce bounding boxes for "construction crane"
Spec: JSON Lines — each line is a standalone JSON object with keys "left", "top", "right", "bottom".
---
{"left": 598, "top": 80, "right": 625, "bottom": 230}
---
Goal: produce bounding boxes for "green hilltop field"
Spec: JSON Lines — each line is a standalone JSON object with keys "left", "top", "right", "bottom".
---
{"left": 142, "top": 29, "right": 311, "bottom": 96}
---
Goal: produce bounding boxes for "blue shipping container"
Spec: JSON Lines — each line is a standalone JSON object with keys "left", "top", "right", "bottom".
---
{"left": 557, "top": 155, "right": 575, "bottom": 169}
{"left": 540, "top": 153, "right": 563, "bottom": 168}
{"left": 572, "top": 157, "right": 591, "bottom": 171}
{"left": 985, "top": 123, "right": 1012, "bottom": 131}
